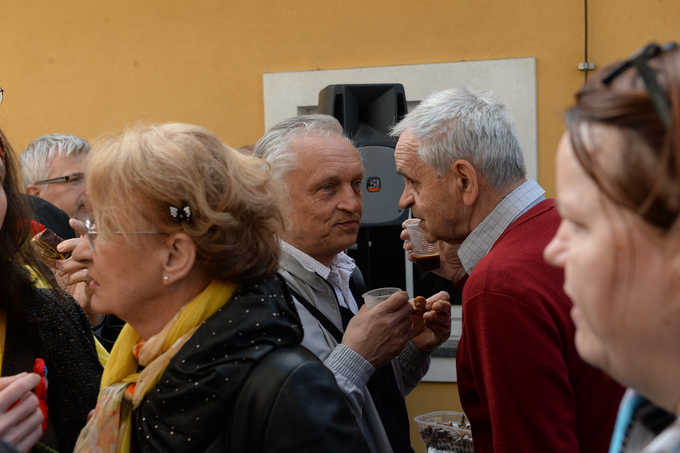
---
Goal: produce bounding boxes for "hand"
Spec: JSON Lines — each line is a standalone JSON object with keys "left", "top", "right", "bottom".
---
{"left": 342, "top": 291, "right": 414, "bottom": 369}
{"left": 0, "top": 373, "right": 44, "bottom": 453}
{"left": 54, "top": 220, "right": 101, "bottom": 327}
{"left": 401, "top": 224, "right": 467, "bottom": 282}
{"left": 410, "top": 291, "right": 452, "bottom": 352}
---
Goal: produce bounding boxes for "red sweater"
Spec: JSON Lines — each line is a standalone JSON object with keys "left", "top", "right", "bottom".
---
{"left": 455, "top": 200, "right": 624, "bottom": 453}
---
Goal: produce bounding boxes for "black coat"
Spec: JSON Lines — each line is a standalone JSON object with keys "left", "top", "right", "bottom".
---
{"left": 133, "top": 274, "right": 369, "bottom": 453}
{"left": 2, "top": 288, "right": 103, "bottom": 453}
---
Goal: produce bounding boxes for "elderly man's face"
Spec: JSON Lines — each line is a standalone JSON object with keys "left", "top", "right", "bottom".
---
{"left": 31, "top": 153, "right": 89, "bottom": 219}
{"left": 396, "top": 129, "right": 468, "bottom": 243}
{"left": 280, "top": 135, "right": 364, "bottom": 266}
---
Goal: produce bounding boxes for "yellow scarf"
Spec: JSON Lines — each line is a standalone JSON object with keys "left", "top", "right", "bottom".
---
{"left": 74, "top": 280, "right": 237, "bottom": 453}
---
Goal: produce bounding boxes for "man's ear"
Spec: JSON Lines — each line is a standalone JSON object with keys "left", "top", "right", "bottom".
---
{"left": 451, "top": 160, "right": 479, "bottom": 206}
{"left": 160, "top": 233, "right": 197, "bottom": 285}
{"left": 25, "top": 184, "right": 41, "bottom": 196}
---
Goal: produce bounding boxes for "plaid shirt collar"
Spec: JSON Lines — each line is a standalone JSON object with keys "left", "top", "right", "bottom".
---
{"left": 458, "top": 179, "right": 545, "bottom": 275}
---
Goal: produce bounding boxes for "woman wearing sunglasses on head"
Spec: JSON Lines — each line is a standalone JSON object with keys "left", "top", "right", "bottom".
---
{"left": 72, "top": 123, "right": 368, "bottom": 453}
{"left": 545, "top": 42, "right": 680, "bottom": 452}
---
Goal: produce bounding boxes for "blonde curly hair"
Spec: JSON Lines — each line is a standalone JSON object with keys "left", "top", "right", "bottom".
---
{"left": 87, "top": 122, "right": 283, "bottom": 283}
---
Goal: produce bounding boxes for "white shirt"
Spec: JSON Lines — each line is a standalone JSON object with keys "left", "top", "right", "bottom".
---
{"left": 280, "top": 240, "right": 359, "bottom": 313}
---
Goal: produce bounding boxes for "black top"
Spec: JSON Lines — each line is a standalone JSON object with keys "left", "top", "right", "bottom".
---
{"left": 133, "top": 274, "right": 369, "bottom": 453}
{"left": 24, "top": 194, "right": 77, "bottom": 241}
{"left": 3, "top": 287, "right": 103, "bottom": 452}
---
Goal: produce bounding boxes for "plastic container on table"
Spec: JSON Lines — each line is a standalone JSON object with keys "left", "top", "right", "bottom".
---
{"left": 413, "top": 411, "right": 473, "bottom": 453}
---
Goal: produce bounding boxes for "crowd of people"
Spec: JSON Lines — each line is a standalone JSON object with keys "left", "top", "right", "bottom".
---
{"left": 0, "top": 40, "right": 678, "bottom": 453}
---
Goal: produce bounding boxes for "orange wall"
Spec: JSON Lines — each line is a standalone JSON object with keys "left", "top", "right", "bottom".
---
{"left": 2, "top": 2, "right": 678, "bottom": 452}
{"left": 2, "top": 1, "right": 679, "bottom": 196}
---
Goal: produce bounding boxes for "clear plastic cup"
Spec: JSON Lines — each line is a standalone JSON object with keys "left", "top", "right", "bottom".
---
{"left": 404, "top": 219, "right": 441, "bottom": 271}
{"left": 362, "top": 287, "right": 402, "bottom": 310}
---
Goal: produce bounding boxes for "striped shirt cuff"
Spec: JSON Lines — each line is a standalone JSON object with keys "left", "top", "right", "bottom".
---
{"left": 325, "top": 344, "right": 375, "bottom": 389}
{"left": 399, "top": 341, "right": 432, "bottom": 368}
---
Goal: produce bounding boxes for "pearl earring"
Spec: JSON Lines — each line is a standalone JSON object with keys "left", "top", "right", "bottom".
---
{"left": 163, "top": 276, "right": 169, "bottom": 282}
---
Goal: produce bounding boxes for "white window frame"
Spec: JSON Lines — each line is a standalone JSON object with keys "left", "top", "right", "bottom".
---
{"left": 263, "top": 57, "right": 537, "bottom": 181}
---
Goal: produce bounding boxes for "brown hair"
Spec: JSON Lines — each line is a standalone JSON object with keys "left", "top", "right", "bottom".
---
{"left": 87, "top": 123, "right": 284, "bottom": 284}
{"left": 0, "top": 127, "right": 63, "bottom": 319}
{"left": 564, "top": 44, "right": 680, "bottom": 231}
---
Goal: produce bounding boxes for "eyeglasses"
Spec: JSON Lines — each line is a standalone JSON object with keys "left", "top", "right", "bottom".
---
{"left": 0, "top": 87, "right": 3, "bottom": 106}
{"left": 85, "top": 219, "right": 166, "bottom": 252}
{"left": 34, "top": 173, "right": 85, "bottom": 186}
{"left": 601, "top": 41, "right": 678, "bottom": 128}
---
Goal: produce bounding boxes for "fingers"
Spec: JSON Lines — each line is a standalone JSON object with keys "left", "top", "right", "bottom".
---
{"left": 426, "top": 292, "right": 452, "bottom": 313}
{"left": 70, "top": 218, "right": 87, "bottom": 236}
{"left": 7, "top": 398, "right": 44, "bottom": 453}
{"left": 0, "top": 374, "right": 27, "bottom": 392}
{"left": 15, "top": 418, "right": 43, "bottom": 453}
{"left": 0, "top": 374, "right": 40, "bottom": 411}
{"left": 55, "top": 261, "right": 88, "bottom": 282}
{"left": 377, "top": 291, "right": 413, "bottom": 316}
{"left": 0, "top": 392, "right": 43, "bottom": 449}
{"left": 57, "top": 237, "right": 82, "bottom": 255}
{"left": 427, "top": 291, "right": 451, "bottom": 303}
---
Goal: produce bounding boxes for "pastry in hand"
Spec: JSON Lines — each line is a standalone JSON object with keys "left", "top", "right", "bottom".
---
{"left": 413, "top": 296, "right": 428, "bottom": 312}
{"left": 31, "top": 228, "right": 67, "bottom": 260}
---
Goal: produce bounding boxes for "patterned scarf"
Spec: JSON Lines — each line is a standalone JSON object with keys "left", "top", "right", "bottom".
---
{"left": 74, "top": 280, "right": 237, "bottom": 453}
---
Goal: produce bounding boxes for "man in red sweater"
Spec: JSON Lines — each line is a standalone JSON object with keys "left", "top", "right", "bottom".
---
{"left": 391, "top": 88, "right": 624, "bottom": 453}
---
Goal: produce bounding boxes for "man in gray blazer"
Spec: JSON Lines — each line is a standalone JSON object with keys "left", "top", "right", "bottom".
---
{"left": 254, "top": 114, "right": 451, "bottom": 453}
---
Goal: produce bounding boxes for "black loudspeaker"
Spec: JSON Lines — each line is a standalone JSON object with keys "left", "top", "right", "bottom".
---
{"left": 318, "top": 84, "right": 409, "bottom": 289}
{"left": 318, "top": 84, "right": 408, "bottom": 226}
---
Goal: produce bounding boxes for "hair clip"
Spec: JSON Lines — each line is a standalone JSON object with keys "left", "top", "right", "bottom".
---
{"left": 169, "top": 204, "right": 192, "bottom": 223}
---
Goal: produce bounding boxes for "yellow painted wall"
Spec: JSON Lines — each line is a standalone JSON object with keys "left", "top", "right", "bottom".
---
{"left": 2, "top": 2, "right": 679, "bottom": 452}
{"left": 2, "top": 0, "right": 679, "bottom": 197}
{"left": 408, "top": 382, "right": 464, "bottom": 453}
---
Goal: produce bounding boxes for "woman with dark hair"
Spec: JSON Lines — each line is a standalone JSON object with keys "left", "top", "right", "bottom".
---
{"left": 545, "top": 42, "right": 680, "bottom": 452}
{"left": 0, "top": 128, "right": 102, "bottom": 452}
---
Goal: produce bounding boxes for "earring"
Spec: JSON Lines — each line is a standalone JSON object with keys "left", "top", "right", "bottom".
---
{"left": 163, "top": 276, "right": 169, "bottom": 282}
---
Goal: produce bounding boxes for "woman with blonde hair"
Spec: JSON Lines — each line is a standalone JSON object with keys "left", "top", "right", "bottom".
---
{"left": 73, "top": 123, "right": 368, "bottom": 453}
{"left": 545, "top": 42, "right": 680, "bottom": 452}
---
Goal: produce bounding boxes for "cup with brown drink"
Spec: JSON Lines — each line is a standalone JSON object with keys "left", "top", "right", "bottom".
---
{"left": 404, "top": 219, "right": 441, "bottom": 272}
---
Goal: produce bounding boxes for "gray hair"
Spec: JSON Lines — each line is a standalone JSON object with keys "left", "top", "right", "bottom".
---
{"left": 20, "top": 133, "right": 91, "bottom": 188}
{"left": 390, "top": 88, "right": 525, "bottom": 191}
{"left": 253, "top": 114, "right": 352, "bottom": 181}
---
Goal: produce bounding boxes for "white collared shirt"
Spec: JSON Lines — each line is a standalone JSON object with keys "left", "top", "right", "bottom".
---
{"left": 280, "top": 241, "right": 359, "bottom": 313}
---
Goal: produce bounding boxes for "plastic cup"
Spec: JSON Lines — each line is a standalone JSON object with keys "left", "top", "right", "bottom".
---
{"left": 404, "top": 219, "right": 441, "bottom": 272}
{"left": 362, "top": 287, "right": 402, "bottom": 310}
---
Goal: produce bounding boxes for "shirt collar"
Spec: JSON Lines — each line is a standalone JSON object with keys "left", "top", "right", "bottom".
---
{"left": 458, "top": 179, "right": 545, "bottom": 275}
{"left": 280, "top": 241, "right": 359, "bottom": 312}
{"left": 279, "top": 240, "right": 355, "bottom": 279}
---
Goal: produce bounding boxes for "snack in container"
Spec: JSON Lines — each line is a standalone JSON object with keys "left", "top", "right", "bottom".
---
{"left": 414, "top": 411, "right": 473, "bottom": 453}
